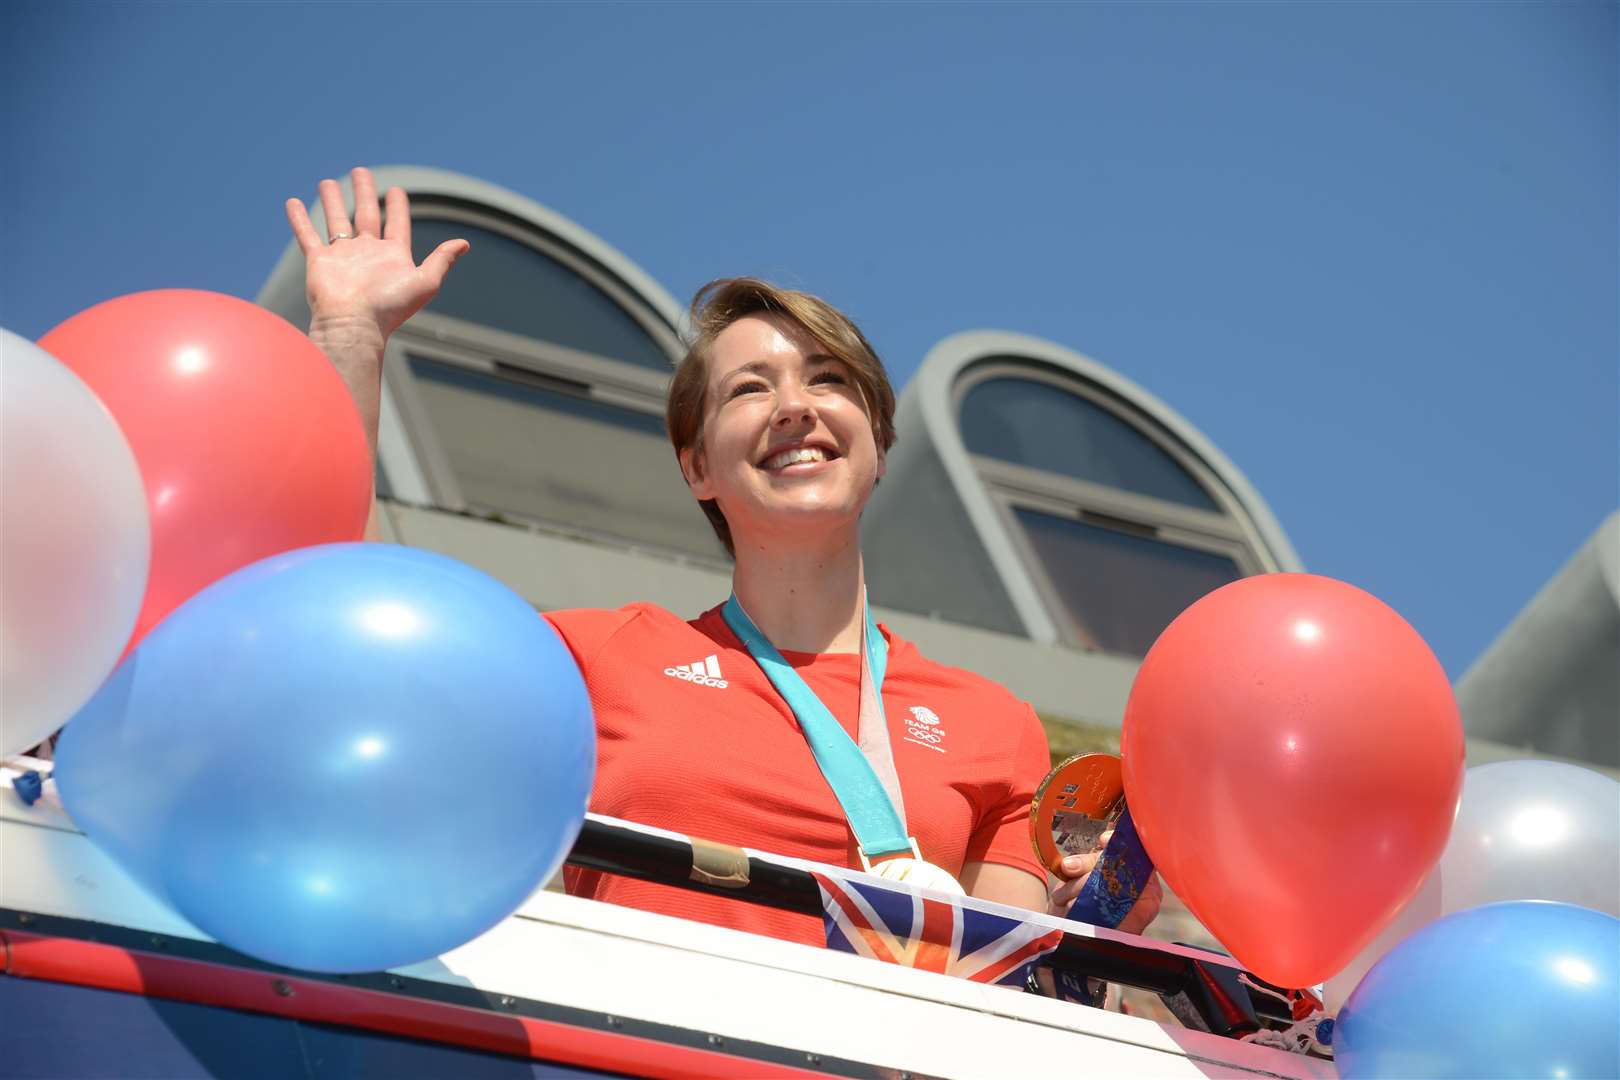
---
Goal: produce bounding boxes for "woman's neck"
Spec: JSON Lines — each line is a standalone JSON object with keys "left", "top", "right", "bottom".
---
{"left": 730, "top": 528, "right": 866, "bottom": 654}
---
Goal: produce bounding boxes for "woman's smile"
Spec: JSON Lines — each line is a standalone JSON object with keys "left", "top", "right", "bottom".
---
{"left": 758, "top": 440, "right": 840, "bottom": 474}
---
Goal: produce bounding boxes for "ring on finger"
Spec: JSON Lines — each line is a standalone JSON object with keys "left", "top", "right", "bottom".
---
{"left": 328, "top": 233, "right": 356, "bottom": 242}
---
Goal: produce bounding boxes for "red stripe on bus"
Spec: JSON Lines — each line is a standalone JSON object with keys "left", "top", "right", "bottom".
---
{"left": 1, "top": 929, "right": 827, "bottom": 1079}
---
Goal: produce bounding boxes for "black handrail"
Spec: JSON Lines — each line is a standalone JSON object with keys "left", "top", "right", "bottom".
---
{"left": 566, "top": 817, "right": 1295, "bottom": 1036}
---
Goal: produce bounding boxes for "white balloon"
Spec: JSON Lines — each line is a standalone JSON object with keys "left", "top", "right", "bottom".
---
{"left": 1440, "top": 759, "right": 1619, "bottom": 918}
{"left": 1324, "top": 759, "right": 1620, "bottom": 1013}
{"left": 1, "top": 328, "right": 149, "bottom": 757}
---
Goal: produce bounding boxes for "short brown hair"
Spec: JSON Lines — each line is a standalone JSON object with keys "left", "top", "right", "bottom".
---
{"left": 666, "top": 278, "right": 897, "bottom": 557}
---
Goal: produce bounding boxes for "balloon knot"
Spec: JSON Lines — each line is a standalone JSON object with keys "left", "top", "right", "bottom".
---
{"left": 1240, "top": 1008, "right": 1334, "bottom": 1057}
{"left": 12, "top": 769, "right": 46, "bottom": 807}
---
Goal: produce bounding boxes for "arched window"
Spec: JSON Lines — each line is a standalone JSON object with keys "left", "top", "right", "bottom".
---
{"left": 380, "top": 202, "right": 728, "bottom": 565}
{"left": 961, "top": 377, "right": 1217, "bottom": 511}
{"left": 409, "top": 218, "right": 673, "bottom": 372}
{"left": 956, "top": 362, "right": 1260, "bottom": 657}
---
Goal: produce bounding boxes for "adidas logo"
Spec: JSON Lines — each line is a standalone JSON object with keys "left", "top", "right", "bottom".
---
{"left": 664, "top": 654, "right": 729, "bottom": 689}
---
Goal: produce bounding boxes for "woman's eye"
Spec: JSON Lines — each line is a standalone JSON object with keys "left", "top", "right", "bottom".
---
{"left": 727, "top": 380, "right": 768, "bottom": 399}
{"left": 810, "top": 371, "right": 847, "bottom": 387}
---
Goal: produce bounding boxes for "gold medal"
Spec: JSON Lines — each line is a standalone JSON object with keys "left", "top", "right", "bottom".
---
{"left": 1029, "top": 752, "right": 1126, "bottom": 875}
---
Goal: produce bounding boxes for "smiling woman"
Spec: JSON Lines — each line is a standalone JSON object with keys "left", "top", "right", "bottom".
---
{"left": 666, "top": 278, "right": 894, "bottom": 559}
{"left": 287, "top": 167, "right": 1162, "bottom": 948}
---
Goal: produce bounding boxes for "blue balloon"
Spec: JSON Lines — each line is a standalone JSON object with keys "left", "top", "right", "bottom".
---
{"left": 56, "top": 543, "right": 594, "bottom": 973}
{"left": 1337, "top": 901, "right": 1620, "bottom": 1079}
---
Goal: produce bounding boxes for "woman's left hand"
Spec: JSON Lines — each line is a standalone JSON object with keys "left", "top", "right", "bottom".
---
{"left": 1048, "top": 833, "right": 1165, "bottom": 936}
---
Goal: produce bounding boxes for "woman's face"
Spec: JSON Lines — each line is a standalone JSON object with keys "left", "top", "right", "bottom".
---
{"left": 681, "top": 313, "right": 885, "bottom": 549}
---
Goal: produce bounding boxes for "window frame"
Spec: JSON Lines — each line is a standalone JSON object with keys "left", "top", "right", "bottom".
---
{"left": 370, "top": 203, "right": 734, "bottom": 564}
{"left": 954, "top": 361, "right": 1271, "bottom": 654}
{"left": 405, "top": 199, "right": 686, "bottom": 369}
{"left": 386, "top": 312, "right": 678, "bottom": 518}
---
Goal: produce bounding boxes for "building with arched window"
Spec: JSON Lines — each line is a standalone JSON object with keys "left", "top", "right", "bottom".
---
{"left": 260, "top": 167, "right": 726, "bottom": 567}
{"left": 258, "top": 165, "right": 1616, "bottom": 772}
{"left": 862, "top": 332, "right": 1300, "bottom": 655}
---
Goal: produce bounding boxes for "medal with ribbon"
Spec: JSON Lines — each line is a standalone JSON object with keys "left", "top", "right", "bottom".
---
{"left": 722, "top": 590, "right": 959, "bottom": 892}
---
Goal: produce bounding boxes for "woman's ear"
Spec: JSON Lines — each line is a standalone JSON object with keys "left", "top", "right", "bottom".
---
{"left": 679, "top": 445, "right": 713, "bottom": 500}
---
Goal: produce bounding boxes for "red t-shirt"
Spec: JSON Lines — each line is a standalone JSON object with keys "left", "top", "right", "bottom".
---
{"left": 547, "top": 602, "right": 1051, "bottom": 946}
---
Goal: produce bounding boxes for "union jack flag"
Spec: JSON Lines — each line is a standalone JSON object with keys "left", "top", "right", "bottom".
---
{"left": 811, "top": 870, "right": 1065, "bottom": 987}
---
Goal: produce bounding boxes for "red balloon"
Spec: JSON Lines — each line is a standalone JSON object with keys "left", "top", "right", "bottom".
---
{"left": 40, "top": 290, "right": 371, "bottom": 652}
{"left": 1120, "top": 574, "right": 1463, "bottom": 989}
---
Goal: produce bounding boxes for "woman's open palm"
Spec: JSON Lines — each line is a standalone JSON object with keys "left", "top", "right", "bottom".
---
{"left": 285, "top": 167, "right": 468, "bottom": 339}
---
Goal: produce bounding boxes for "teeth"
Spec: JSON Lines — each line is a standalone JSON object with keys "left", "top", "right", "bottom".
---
{"left": 765, "top": 446, "right": 828, "bottom": 470}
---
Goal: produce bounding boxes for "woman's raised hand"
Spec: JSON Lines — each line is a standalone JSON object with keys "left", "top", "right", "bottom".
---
{"left": 285, "top": 167, "right": 468, "bottom": 342}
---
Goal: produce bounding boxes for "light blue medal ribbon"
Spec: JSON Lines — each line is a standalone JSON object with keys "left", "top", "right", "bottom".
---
{"left": 721, "top": 592, "right": 915, "bottom": 862}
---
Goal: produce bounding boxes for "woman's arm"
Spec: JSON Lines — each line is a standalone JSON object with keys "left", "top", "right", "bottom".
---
{"left": 284, "top": 167, "right": 469, "bottom": 538}
{"left": 960, "top": 860, "right": 1049, "bottom": 912}
{"left": 963, "top": 848, "right": 1165, "bottom": 933}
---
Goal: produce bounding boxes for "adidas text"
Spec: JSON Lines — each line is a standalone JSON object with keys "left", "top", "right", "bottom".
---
{"left": 664, "top": 654, "right": 728, "bottom": 689}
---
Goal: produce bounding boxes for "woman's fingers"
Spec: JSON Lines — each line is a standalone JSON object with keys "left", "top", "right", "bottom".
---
{"left": 419, "top": 238, "right": 470, "bottom": 289}
{"left": 290, "top": 172, "right": 466, "bottom": 336}
{"left": 352, "top": 168, "right": 382, "bottom": 238}
{"left": 286, "top": 199, "right": 322, "bottom": 255}
{"left": 383, "top": 185, "right": 411, "bottom": 248}
{"left": 1048, "top": 875, "right": 1084, "bottom": 914}
{"left": 318, "top": 178, "right": 353, "bottom": 241}
{"left": 1048, "top": 851, "right": 1098, "bottom": 914}
{"left": 1058, "top": 851, "right": 1100, "bottom": 880}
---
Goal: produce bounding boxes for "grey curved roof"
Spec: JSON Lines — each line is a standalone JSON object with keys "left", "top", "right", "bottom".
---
{"left": 1456, "top": 511, "right": 1619, "bottom": 767}
{"left": 863, "top": 330, "right": 1303, "bottom": 645}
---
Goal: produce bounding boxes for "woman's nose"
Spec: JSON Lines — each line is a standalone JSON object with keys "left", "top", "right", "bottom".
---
{"left": 771, "top": 387, "right": 815, "bottom": 429}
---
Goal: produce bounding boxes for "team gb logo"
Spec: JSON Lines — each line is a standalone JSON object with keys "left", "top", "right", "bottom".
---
{"left": 903, "top": 706, "right": 948, "bottom": 753}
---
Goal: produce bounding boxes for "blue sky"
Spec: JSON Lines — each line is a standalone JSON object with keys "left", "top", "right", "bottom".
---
{"left": 3, "top": 1, "right": 1614, "bottom": 679}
